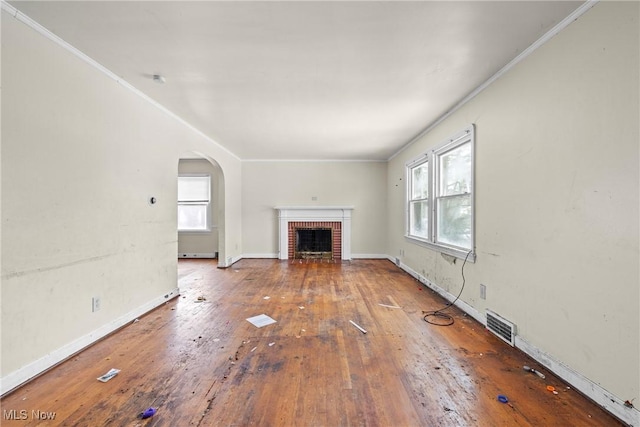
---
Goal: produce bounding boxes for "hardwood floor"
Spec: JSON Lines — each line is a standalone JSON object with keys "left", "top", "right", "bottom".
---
{"left": 1, "top": 259, "right": 623, "bottom": 426}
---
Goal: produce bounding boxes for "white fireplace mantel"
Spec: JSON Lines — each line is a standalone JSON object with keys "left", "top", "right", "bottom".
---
{"left": 275, "top": 206, "right": 354, "bottom": 260}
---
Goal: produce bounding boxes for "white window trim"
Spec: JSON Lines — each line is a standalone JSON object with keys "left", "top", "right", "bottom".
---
{"left": 405, "top": 125, "right": 476, "bottom": 262}
{"left": 178, "top": 174, "right": 213, "bottom": 233}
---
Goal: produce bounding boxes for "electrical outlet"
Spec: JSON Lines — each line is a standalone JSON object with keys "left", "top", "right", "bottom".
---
{"left": 92, "top": 297, "right": 101, "bottom": 312}
{"left": 480, "top": 284, "right": 486, "bottom": 300}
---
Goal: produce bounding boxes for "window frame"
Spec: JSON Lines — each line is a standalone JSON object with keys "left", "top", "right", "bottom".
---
{"left": 405, "top": 125, "right": 475, "bottom": 262}
{"left": 177, "top": 174, "right": 212, "bottom": 233}
{"left": 407, "top": 155, "right": 430, "bottom": 240}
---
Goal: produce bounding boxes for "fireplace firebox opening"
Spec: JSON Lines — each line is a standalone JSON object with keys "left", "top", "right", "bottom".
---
{"left": 295, "top": 228, "right": 332, "bottom": 259}
{"left": 285, "top": 219, "right": 343, "bottom": 260}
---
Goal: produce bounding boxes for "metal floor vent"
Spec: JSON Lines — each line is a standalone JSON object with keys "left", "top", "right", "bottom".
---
{"left": 486, "top": 310, "right": 516, "bottom": 346}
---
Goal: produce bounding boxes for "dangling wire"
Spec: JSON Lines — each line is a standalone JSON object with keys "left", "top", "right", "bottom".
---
{"left": 423, "top": 250, "right": 472, "bottom": 326}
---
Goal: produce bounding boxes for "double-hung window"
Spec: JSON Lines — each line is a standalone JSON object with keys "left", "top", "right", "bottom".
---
{"left": 408, "top": 156, "right": 430, "bottom": 240}
{"left": 177, "top": 175, "right": 211, "bottom": 232}
{"left": 406, "top": 125, "right": 475, "bottom": 260}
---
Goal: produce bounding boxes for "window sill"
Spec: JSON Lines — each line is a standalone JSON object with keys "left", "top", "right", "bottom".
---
{"left": 404, "top": 235, "right": 476, "bottom": 263}
{"left": 178, "top": 227, "right": 217, "bottom": 234}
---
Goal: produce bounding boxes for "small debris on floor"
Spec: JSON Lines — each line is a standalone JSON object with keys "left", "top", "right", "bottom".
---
{"left": 138, "top": 407, "right": 157, "bottom": 419}
{"left": 378, "top": 303, "right": 401, "bottom": 309}
{"left": 523, "top": 365, "right": 545, "bottom": 379}
{"left": 349, "top": 320, "right": 367, "bottom": 334}
{"left": 263, "top": 296, "right": 270, "bottom": 300}
{"left": 97, "top": 368, "right": 120, "bottom": 382}
{"left": 246, "top": 314, "right": 277, "bottom": 328}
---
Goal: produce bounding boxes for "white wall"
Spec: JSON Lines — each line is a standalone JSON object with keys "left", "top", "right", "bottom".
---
{"left": 1, "top": 10, "right": 242, "bottom": 392}
{"left": 388, "top": 2, "right": 639, "bottom": 421}
{"left": 242, "top": 161, "right": 387, "bottom": 258}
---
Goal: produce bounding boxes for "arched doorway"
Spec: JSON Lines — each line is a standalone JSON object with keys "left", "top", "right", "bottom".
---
{"left": 177, "top": 153, "right": 226, "bottom": 270}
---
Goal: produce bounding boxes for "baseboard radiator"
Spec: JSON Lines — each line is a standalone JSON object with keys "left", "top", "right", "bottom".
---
{"left": 178, "top": 252, "right": 217, "bottom": 259}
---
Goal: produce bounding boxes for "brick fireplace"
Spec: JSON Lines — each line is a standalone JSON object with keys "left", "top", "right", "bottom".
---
{"left": 276, "top": 207, "right": 353, "bottom": 260}
{"left": 288, "top": 221, "right": 341, "bottom": 259}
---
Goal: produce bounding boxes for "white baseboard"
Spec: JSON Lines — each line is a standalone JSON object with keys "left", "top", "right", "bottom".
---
{"left": 0, "top": 288, "right": 180, "bottom": 396}
{"left": 393, "top": 258, "right": 638, "bottom": 427}
{"left": 221, "top": 254, "right": 243, "bottom": 268}
{"left": 178, "top": 252, "right": 217, "bottom": 259}
{"left": 236, "top": 254, "right": 392, "bottom": 261}
{"left": 241, "top": 253, "right": 278, "bottom": 259}
{"left": 236, "top": 253, "right": 389, "bottom": 260}
{"left": 351, "top": 253, "right": 388, "bottom": 259}
{"left": 396, "top": 258, "right": 484, "bottom": 324}
{"left": 516, "top": 338, "right": 639, "bottom": 426}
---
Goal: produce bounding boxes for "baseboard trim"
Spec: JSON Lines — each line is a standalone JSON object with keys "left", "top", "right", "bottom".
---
{"left": 352, "top": 253, "right": 388, "bottom": 259}
{"left": 393, "top": 258, "right": 638, "bottom": 427}
{"left": 396, "top": 258, "right": 484, "bottom": 324}
{"left": 241, "top": 253, "right": 278, "bottom": 259}
{"left": 0, "top": 288, "right": 180, "bottom": 397}
{"left": 232, "top": 254, "right": 389, "bottom": 261}
{"left": 515, "top": 338, "right": 639, "bottom": 426}
{"left": 220, "top": 254, "right": 243, "bottom": 268}
{"left": 236, "top": 254, "right": 392, "bottom": 261}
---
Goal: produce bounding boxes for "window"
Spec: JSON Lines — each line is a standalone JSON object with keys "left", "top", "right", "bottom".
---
{"left": 408, "top": 157, "right": 429, "bottom": 239}
{"left": 177, "top": 175, "right": 211, "bottom": 231}
{"left": 406, "top": 125, "right": 475, "bottom": 260}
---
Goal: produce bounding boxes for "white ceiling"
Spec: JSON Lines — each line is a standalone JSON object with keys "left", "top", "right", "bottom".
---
{"left": 8, "top": 1, "right": 584, "bottom": 161}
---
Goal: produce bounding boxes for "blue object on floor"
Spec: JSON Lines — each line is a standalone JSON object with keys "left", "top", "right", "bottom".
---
{"left": 139, "top": 407, "right": 157, "bottom": 419}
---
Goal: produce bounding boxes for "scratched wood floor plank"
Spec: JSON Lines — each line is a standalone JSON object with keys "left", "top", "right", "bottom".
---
{"left": 0, "top": 259, "right": 624, "bottom": 426}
